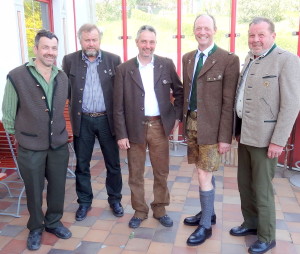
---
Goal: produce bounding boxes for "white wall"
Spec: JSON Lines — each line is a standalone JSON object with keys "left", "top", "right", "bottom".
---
{"left": 0, "top": 0, "right": 23, "bottom": 119}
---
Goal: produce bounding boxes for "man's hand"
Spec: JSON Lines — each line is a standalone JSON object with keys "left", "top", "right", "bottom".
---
{"left": 117, "top": 138, "right": 130, "bottom": 150}
{"left": 218, "top": 142, "right": 231, "bottom": 154}
{"left": 267, "top": 143, "right": 284, "bottom": 159}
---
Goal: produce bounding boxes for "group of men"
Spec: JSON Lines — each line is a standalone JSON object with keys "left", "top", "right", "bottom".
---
{"left": 2, "top": 14, "right": 299, "bottom": 254}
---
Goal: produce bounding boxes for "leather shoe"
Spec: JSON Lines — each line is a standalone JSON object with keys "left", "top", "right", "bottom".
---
{"left": 129, "top": 216, "right": 145, "bottom": 228}
{"left": 75, "top": 205, "right": 91, "bottom": 221}
{"left": 184, "top": 211, "right": 216, "bottom": 226}
{"left": 230, "top": 226, "right": 257, "bottom": 236}
{"left": 155, "top": 214, "right": 173, "bottom": 227}
{"left": 45, "top": 226, "right": 72, "bottom": 239}
{"left": 186, "top": 225, "right": 212, "bottom": 246}
{"left": 110, "top": 202, "right": 124, "bottom": 217}
{"left": 248, "top": 240, "right": 276, "bottom": 254}
{"left": 27, "top": 230, "right": 42, "bottom": 250}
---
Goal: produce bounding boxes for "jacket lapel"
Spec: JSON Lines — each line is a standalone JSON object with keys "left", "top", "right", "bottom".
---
{"left": 129, "top": 58, "right": 144, "bottom": 91}
{"left": 187, "top": 51, "right": 196, "bottom": 82}
{"left": 199, "top": 54, "right": 217, "bottom": 77}
{"left": 153, "top": 56, "right": 163, "bottom": 87}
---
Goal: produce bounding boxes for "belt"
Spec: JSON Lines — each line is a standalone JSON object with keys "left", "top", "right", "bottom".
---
{"left": 145, "top": 115, "right": 161, "bottom": 121}
{"left": 188, "top": 110, "right": 197, "bottom": 119}
{"left": 82, "top": 111, "right": 107, "bottom": 117}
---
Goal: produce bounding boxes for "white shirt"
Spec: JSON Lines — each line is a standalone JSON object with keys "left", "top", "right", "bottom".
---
{"left": 137, "top": 56, "right": 160, "bottom": 116}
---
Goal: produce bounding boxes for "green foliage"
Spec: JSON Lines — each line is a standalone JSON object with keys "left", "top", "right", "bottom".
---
{"left": 24, "top": 0, "right": 43, "bottom": 57}
{"left": 237, "top": 0, "right": 284, "bottom": 22}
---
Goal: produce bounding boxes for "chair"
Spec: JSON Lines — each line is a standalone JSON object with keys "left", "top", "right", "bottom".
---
{"left": 64, "top": 102, "right": 76, "bottom": 178}
{"left": 0, "top": 122, "right": 26, "bottom": 217}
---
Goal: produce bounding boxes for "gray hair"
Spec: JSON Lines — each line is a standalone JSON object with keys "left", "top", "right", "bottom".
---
{"left": 77, "top": 24, "right": 103, "bottom": 41}
{"left": 194, "top": 14, "right": 217, "bottom": 31}
{"left": 249, "top": 17, "right": 275, "bottom": 33}
{"left": 136, "top": 25, "right": 156, "bottom": 40}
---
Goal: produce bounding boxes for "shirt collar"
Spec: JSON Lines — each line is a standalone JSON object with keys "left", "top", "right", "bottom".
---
{"left": 196, "top": 43, "right": 215, "bottom": 58}
{"left": 137, "top": 55, "right": 154, "bottom": 68}
{"left": 249, "top": 43, "right": 276, "bottom": 60}
{"left": 81, "top": 51, "right": 102, "bottom": 63}
{"left": 26, "top": 58, "right": 60, "bottom": 72}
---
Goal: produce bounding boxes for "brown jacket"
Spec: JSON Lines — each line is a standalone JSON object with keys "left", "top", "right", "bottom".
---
{"left": 182, "top": 47, "right": 240, "bottom": 144}
{"left": 113, "top": 55, "right": 183, "bottom": 144}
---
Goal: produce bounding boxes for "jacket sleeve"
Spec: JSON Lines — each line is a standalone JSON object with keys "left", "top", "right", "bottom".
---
{"left": 218, "top": 54, "right": 240, "bottom": 144}
{"left": 169, "top": 59, "right": 183, "bottom": 121}
{"left": 271, "top": 54, "right": 300, "bottom": 146}
{"left": 113, "top": 65, "right": 128, "bottom": 141}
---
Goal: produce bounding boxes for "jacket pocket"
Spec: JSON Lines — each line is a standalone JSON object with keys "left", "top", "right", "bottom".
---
{"left": 20, "top": 131, "right": 38, "bottom": 137}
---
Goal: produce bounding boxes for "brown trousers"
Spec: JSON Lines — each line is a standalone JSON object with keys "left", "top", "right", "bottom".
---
{"left": 127, "top": 119, "right": 170, "bottom": 219}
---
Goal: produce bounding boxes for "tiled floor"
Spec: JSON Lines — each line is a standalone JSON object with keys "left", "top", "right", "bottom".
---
{"left": 1, "top": 144, "right": 300, "bottom": 254}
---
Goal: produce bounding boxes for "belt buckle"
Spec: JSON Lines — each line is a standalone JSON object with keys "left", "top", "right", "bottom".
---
{"left": 90, "top": 113, "right": 98, "bottom": 117}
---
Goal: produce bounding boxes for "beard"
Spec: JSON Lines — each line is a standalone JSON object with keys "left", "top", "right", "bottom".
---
{"left": 84, "top": 48, "right": 99, "bottom": 57}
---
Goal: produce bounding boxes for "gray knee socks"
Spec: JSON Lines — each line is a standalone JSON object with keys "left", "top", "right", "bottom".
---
{"left": 199, "top": 188, "right": 215, "bottom": 229}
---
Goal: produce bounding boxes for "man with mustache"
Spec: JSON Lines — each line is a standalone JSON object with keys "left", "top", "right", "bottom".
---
{"left": 62, "top": 24, "right": 123, "bottom": 221}
{"left": 230, "top": 17, "right": 300, "bottom": 254}
{"left": 2, "top": 29, "right": 71, "bottom": 251}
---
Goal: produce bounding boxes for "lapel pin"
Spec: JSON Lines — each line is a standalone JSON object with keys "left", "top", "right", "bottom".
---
{"left": 163, "top": 80, "right": 168, "bottom": 84}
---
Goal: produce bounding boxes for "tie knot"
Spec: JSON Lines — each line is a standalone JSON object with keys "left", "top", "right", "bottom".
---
{"left": 199, "top": 52, "right": 205, "bottom": 58}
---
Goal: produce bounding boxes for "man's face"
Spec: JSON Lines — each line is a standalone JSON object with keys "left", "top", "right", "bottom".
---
{"left": 34, "top": 37, "right": 58, "bottom": 67}
{"left": 194, "top": 15, "right": 216, "bottom": 51}
{"left": 248, "top": 21, "right": 276, "bottom": 56}
{"left": 135, "top": 30, "right": 156, "bottom": 59}
{"left": 80, "top": 29, "right": 101, "bottom": 57}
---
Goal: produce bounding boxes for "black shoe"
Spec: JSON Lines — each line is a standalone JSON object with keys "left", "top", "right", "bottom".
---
{"left": 184, "top": 211, "right": 216, "bottom": 226}
{"left": 155, "top": 214, "right": 173, "bottom": 227}
{"left": 45, "top": 226, "right": 72, "bottom": 239}
{"left": 129, "top": 216, "right": 145, "bottom": 228}
{"left": 110, "top": 202, "right": 124, "bottom": 217}
{"left": 230, "top": 226, "right": 257, "bottom": 236}
{"left": 75, "top": 205, "right": 91, "bottom": 221}
{"left": 248, "top": 240, "right": 276, "bottom": 254}
{"left": 27, "top": 230, "right": 43, "bottom": 250}
{"left": 186, "top": 225, "right": 212, "bottom": 246}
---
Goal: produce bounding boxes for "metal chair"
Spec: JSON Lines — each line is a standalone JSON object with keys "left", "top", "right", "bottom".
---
{"left": 64, "top": 102, "right": 76, "bottom": 178}
{"left": 0, "top": 122, "right": 25, "bottom": 217}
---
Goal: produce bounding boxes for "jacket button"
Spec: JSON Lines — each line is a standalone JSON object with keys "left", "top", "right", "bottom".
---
{"left": 79, "top": 100, "right": 82, "bottom": 103}
{"left": 81, "top": 77, "right": 85, "bottom": 80}
{"left": 141, "top": 107, "right": 144, "bottom": 111}
{"left": 50, "top": 132, "right": 53, "bottom": 135}
{"left": 51, "top": 121, "right": 53, "bottom": 124}
{"left": 45, "top": 109, "right": 49, "bottom": 112}
{"left": 80, "top": 88, "right": 83, "bottom": 91}
{"left": 78, "top": 112, "right": 81, "bottom": 115}
{"left": 42, "top": 96, "right": 45, "bottom": 100}
{"left": 141, "top": 94, "right": 144, "bottom": 97}
{"left": 186, "top": 99, "right": 189, "bottom": 102}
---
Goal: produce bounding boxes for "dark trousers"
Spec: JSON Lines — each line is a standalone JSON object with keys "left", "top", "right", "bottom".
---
{"left": 238, "top": 143, "right": 277, "bottom": 242}
{"left": 17, "top": 144, "right": 69, "bottom": 231}
{"left": 74, "top": 114, "right": 122, "bottom": 206}
{"left": 127, "top": 119, "right": 170, "bottom": 219}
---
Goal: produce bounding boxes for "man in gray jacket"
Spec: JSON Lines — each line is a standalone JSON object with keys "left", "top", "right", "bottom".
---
{"left": 230, "top": 17, "right": 300, "bottom": 254}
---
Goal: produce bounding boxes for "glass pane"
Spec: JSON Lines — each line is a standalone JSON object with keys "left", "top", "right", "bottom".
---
{"left": 236, "top": 0, "right": 299, "bottom": 61}
{"left": 95, "top": 0, "right": 123, "bottom": 61}
{"left": 182, "top": 0, "right": 231, "bottom": 55}
{"left": 127, "top": 1, "right": 178, "bottom": 64}
{"left": 24, "top": 0, "right": 50, "bottom": 58}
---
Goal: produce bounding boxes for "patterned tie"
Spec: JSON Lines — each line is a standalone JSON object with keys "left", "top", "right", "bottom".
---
{"left": 189, "top": 52, "right": 204, "bottom": 111}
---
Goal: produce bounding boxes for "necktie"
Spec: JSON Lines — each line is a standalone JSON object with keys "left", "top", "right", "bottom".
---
{"left": 189, "top": 52, "right": 204, "bottom": 111}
